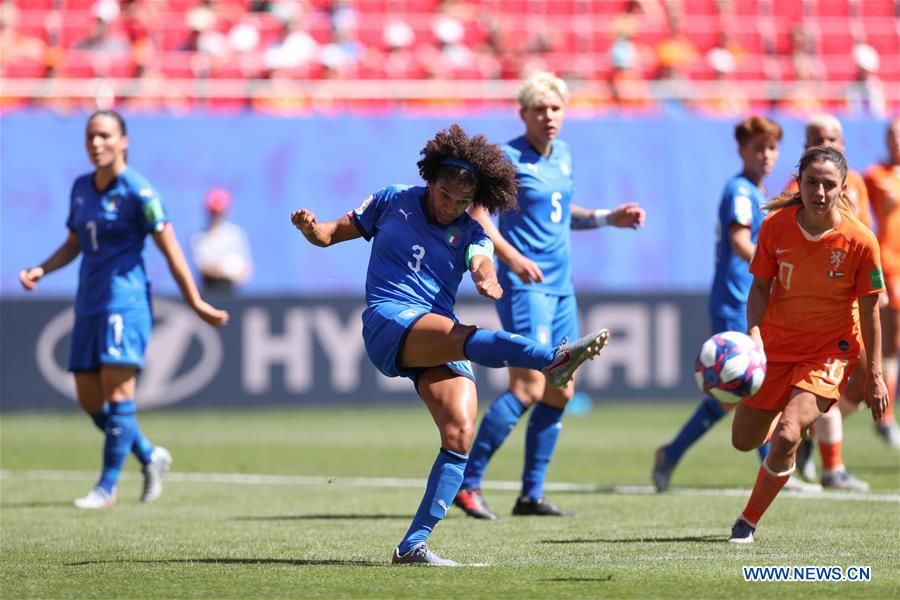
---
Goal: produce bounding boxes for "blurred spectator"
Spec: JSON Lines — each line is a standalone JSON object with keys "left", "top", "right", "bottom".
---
{"left": 381, "top": 18, "right": 421, "bottom": 79}
{"left": 655, "top": 9, "right": 698, "bottom": 80}
{"left": 776, "top": 49, "right": 823, "bottom": 115}
{"left": 264, "top": 13, "right": 319, "bottom": 72}
{"left": 320, "top": 0, "right": 363, "bottom": 78}
{"left": 0, "top": 4, "right": 47, "bottom": 65}
{"left": 75, "top": 2, "right": 131, "bottom": 57}
{"left": 653, "top": 8, "right": 697, "bottom": 112}
{"left": 845, "top": 43, "right": 887, "bottom": 117}
{"left": 696, "top": 46, "right": 749, "bottom": 115}
{"left": 191, "top": 188, "right": 253, "bottom": 295}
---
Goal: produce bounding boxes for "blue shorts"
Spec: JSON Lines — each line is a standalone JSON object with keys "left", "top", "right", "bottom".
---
{"left": 68, "top": 306, "right": 152, "bottom": 372}
{"left": 362, "top": 302, "right": 475, "bottom": 384}
{"left": 710, "top": 313, "right": 747, "bottom": 336}
{"left": 496, "top": 288, "right": 578, "bottom": 348}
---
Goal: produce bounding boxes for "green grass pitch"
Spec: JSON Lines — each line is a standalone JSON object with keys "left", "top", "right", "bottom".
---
{"left": 2, "top": 403, "right": 898, "bottom": 598}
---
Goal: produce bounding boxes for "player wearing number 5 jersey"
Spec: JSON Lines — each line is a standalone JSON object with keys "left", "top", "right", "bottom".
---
{"left": 728, "top": 146, "right": 888, "bottom": 543}
{"left": 18, "top": 110, "right": 229, "bottom": 510}
{"left": 459, "top": 72, "right": 645, "bottom": 520}
{"left": 292, "top": 124, "right": 609, "bottom": 566}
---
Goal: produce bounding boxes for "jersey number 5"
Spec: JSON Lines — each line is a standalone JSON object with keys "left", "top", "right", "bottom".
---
{"left": 408, "top": 244, "right": 425, "bottom": 273}
{"left": 550, "top": 192, "right": 562, "bottom": 224}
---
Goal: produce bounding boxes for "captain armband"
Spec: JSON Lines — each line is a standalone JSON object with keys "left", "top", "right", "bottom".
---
{"left": 465, "top": 239, "right": 494, "bottom": 269}
{"left": 571, "top": 209, "right": 611, "bottom": 230}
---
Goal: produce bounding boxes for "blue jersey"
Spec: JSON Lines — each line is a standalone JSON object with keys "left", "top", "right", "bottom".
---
{"left": 66, "top": 167, "right": 168, "bottom": 316}
{"left": 709, "top": 174, "right": 766, "bottom": 320}
{"left": 497, "top": 136, "right": 575, "bottom": 295}
{"left": 350, "top": 185, "right": 493, "bottom": 319}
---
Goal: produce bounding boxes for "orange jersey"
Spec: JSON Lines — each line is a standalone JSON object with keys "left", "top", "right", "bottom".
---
{"left": 864, "top": 162, "right": 900, "bottom": 274}
{"left": 784, "top": 169, "right": 872, "bottom": 228}
{"left": 750, "top": 204, "right": 884, "bottom": 362}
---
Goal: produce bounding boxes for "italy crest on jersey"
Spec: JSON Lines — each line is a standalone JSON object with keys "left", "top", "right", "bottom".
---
{"left": 103, "top": 196, "right": 121, "bottom": 213}
{"left": 447, "top": 227, "right": 462, "bottom": 247}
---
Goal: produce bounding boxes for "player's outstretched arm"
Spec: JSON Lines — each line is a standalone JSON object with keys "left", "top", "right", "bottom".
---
{"left": 571, "top": 203, "right": 646, "bottom": 230}
{"left": 19, "top": 232, "right": 81, "bottom": 291}
{"left": 858, "top": 293, "right": 889, "bottom": 421}
{"left": 291, "top": 209, "right": 361, "bottom": 247}
{"left": 469, "top": 254, "right": 503, "bottom": 300}
{"left": 152, "top": 224, "right": 229, "bottom": 327}
{"left": 469, "top": 205, "right": 543, "bottom": 284}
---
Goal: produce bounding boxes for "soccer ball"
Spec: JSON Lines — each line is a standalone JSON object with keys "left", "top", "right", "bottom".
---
{"left": 694, "top": 331, "right": 766, "bottom": 404}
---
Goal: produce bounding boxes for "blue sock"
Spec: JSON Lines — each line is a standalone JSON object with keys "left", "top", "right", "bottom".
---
{"left": 89, "top": 404, "right": 110, "bottom": 432}
{"left": 757, "top": 442, "right": 771, "bottom": 462}
{"left": 664, "top": 396, "right": 726, "bottom": 464}
{"left": 398, "top": 448, "right": 467, "bottom": 555}
{"left": 463, "top": 329, "right": 556, "bottom": 371}
{"left": 522, "top": 403, "right": 564, "bottom": 499}
{"left": 88, "top": 403, "right": 154, "bottom": 465}
{"left": 462, "top": 391, "right": 527, "bottom": 489}
{"left": 97, "top": 400, "right": 138, "bottom": 494}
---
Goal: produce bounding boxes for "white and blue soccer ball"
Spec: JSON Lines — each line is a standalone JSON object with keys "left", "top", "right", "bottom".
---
{"left": 694, "top": 331, "right": 766, "bottom": 404}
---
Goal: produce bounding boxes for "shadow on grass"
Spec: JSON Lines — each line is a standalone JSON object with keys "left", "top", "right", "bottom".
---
{"left": 1, "top": 501, "right": 75, "bottom": 509}
{"left": 540, "top": 576, "right": 614, "bottom": 583}
{"left": 233, "top": 514, "right": 409, "bottom": 521}
{"left": 542, "top": 535, "right": 724, "bottom": 544}
{"left": 67, "top": 558, "right": 381, "bottom": 567}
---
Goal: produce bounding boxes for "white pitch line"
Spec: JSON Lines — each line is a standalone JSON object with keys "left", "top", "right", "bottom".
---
{"left": 1, "top": 469, "right": 897, "bottom": 503}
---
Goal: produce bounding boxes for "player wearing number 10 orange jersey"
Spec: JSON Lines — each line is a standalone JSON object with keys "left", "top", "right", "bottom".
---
{"left": 727, "top": 146, "right": 889, "bottom": 544}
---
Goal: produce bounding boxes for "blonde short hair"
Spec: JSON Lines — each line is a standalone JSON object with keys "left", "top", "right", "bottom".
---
{"left": 516, "top": 72, "right": 569, "bottom": 108}
{"left": 805, "top": 113, "right": 843, "bottom": 139}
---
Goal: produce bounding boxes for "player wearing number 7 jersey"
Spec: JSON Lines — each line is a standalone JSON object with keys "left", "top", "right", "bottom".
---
{"left": 728, "top": 146, "right": 888, "bottom": 543}
{"left": 459, "top": 72, "right": 645, "bottom": 520}
{"left": 291, "top": 124, "right": 609, "bottom": 566}
{"left": 18, "top": 110, "right": 229, "bottom": 510}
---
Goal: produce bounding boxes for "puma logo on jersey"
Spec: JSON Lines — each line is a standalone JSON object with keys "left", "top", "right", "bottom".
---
{"left": 398, "top": 208, "right": 412, "bottom": 221}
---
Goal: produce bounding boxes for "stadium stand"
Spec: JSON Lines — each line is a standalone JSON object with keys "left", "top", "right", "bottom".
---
{"left": 1, "top": 0, "right": 897, "bottom": 112}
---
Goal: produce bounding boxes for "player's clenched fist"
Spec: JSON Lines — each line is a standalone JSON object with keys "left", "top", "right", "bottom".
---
{"left": 291, "top": 209, "right": 318, "bottom": 236}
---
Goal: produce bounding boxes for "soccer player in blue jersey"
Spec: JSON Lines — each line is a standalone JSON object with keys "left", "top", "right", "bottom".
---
{"left": 19, "top": 110, "right": 229, "bottom": 509}
{"left": 651, "top": 115, "right": 822, "bottom": 493}
{"left": 291, "top": 124, "right": 610, "bottom": 566}
{"left": 454, "top": 72, "right": 645, "bottom": 520}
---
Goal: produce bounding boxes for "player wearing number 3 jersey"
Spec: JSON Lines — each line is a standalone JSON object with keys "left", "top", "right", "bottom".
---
{"left": 728, "top": 146, "right": 888, "bottom": 544}
{"left": 291, "top": 124, "right": 610, "bottom": 566}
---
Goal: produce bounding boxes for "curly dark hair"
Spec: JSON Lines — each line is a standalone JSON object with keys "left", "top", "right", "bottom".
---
{"left": 417, "top": 124, "right": 518, "bottom": 214}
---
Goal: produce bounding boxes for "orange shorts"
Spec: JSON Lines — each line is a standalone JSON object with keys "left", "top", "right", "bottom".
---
{"left": 743, "top": 356, "right": 858, "bottom": 412}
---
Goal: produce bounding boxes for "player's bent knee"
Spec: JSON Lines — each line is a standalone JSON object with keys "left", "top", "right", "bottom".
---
{"left": 441, "top": 422, "right": 474, "bottom": 455}
{"left": 770, "top": 426, "right": 801, "bottom": 455}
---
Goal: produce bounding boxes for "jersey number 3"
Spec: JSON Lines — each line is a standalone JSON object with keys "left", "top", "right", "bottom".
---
{"left": 408, "top": 244, "right": 425, "bottom": 273}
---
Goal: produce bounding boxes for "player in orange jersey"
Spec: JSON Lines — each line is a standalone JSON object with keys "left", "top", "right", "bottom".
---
{"left": 863, "top": 117, "right": 900, "bottom": 448}
{"left": 728, "top": 146, "right": 889, "bottom": 543}
{"left": 787, "top": 114, "right": 873, "bottom": 490}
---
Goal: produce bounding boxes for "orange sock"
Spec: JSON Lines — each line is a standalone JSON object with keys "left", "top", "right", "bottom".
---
{"left": 741, "top": 462, "right": 791, "bottom": 526}
{"left": 818, "top": 440, "right": 843, "bottom": 471}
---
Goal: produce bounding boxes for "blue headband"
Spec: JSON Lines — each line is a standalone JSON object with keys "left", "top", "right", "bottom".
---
{"left": 442, "top": 157, "right": 479, "bottom": 174}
